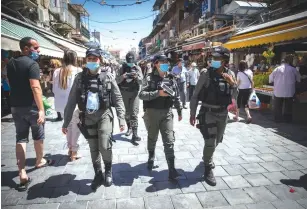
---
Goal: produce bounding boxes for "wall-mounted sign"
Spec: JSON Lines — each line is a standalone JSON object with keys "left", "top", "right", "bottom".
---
{"left": 201, "top": 0, "right": 211, "bottom": 16}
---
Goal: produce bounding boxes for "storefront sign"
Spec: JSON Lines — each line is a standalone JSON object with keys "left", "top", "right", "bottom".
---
{"left": 182, "top": 42, "right": 205, "bottom": 51}
{"left": 201, "top": 0, "right": 211, "bottom": 16}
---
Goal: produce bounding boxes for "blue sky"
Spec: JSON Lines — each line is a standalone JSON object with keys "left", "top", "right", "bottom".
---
{"left": 71, "top": 0, "right": 156, "bottom": 55}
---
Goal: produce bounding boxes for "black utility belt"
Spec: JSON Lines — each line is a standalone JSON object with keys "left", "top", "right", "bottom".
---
{"left": 203, "top": 106, "right": 227, "bottom": 113}
{"left": 120, "top": 87, "right": 138, "bottom": 92}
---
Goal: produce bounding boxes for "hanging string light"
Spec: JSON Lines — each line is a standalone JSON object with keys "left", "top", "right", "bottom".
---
{"left": 92, "top": 0, "right": 151, "bottom": 7}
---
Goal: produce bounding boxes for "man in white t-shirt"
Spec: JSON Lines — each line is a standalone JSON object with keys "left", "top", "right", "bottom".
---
{"left": 187, "top": 62, "right": 200, "bottom": 101}
{"left": 269, "top": 55, "right": 301, "bottom": 123}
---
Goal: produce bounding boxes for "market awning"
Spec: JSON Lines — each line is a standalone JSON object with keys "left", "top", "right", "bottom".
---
{"left": 40, "top": 33, "right": 87, "bottom": 58}
{"left": 182, "top": 41, "right": 205, "bottom": 51}
{"left": 223, "top": 18, "right": 307, "bottom": 50}
{"left": 1, "top": 19, "right": 64, "bottom": 58}
{"left": 224, "top": 1, "right": 267, "bottom": 15}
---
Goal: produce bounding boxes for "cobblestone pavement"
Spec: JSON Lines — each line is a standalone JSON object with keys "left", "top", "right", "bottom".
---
{"left": 2, "top": 104, "right": 307, "bottom": 209}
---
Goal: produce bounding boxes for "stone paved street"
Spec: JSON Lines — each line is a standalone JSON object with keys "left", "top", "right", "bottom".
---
{"left": 2, "top": 104, "right": 307, "bottom": 209}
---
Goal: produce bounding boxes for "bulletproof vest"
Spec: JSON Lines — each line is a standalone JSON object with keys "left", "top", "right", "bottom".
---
{"left": 143, "top": 72, "right": 175, "bottom": 109}
{"left": 77, "top": 69, "right": 112, "bottom": 112}
{"left": 200, "top": 68, "right": 232, "bottom": 106}
{"left": 118, "top": 63, "right": 140, "bottom": 91}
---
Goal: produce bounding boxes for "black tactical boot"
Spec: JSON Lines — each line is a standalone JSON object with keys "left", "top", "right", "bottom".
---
{"left": 131, "top": 129, "right": 141, "bottom": 142}
{"left": 125, "top": 122, "right": 132, "bottom": 136}
{"left": 147, "top": 151, "right": 155, "bottom": 170}
{"left": 91, "top": 166, "right": 103, "bottom": 191}
{"left": 167, "top": 158, "right": 181, "bottom": 180}
{"left": 204, "top": 165, "right": 216, "bottom": 186}
{"left": 104, "top": 161, "right": 113, "bottom": 187}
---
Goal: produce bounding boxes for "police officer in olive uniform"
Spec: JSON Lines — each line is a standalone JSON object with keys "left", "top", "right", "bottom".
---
{"left": 116, "top": 52, "right": 143, "bottom": 143}
{"left": 62, "top": 48, "right": 126, "bottom": 190}
{"left": 190, "top": 46, "right": 236, "bottom": 186}
{"left": 139, "top": 54, "right": 183, "bottom": 180}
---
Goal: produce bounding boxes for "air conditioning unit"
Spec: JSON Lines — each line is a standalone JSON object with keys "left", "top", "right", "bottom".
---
{"left": 200, "top": 28, "right": 207, "bottom": 34}
{"left": 38, "top": 8, "right": 49, "bottom": 23}
{"left": 169, "top": 29, "right": 174, "bottom": 38}
{"left": 162, "top": 39, "right": 168, "bottom": 48}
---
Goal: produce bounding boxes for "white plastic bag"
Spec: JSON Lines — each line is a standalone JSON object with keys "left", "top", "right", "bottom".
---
{"left": 248, "top": 91, "right": 261, "bottom": 109}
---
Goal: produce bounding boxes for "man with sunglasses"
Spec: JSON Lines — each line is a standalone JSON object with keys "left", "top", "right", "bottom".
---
{"left": 139, "top": 54, "right": 183, "bottom": 180}
{"left": 189, "top": 46, "right": 236, "bottom": 186}
{"left": 7, "top": 37, "right": 54, "bottom": 191}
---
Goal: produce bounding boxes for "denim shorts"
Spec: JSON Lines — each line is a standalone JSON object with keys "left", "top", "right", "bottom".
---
{"left": 11, "top": 106, "right": 45, "bottom": 143}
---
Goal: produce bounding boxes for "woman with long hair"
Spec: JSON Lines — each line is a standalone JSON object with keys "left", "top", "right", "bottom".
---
{"left": 234, "top": 60, "right": 253, "bottom": 123}
{"left": 53, "top": 50, "right": 82, "bottom": 160}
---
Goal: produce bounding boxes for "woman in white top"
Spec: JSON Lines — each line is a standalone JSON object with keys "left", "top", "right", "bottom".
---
{"left": 53, "top": 50, "right": 82, "bottom": 160}
{"left": 234, "top": 60, "right": 254, "bottom": 123}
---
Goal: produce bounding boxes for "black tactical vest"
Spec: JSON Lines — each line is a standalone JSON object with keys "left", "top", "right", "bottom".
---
{"left": 143, "top": 72, "right": 175, "bottom": 109}
{"left": 77, "top": 69, "right": 112, "bottom": 112}
{"left": 200, "top": 68, "right": 233, "bottom": 106}
{"left": 118, "top": 63, "right": 140, "bottom": 91}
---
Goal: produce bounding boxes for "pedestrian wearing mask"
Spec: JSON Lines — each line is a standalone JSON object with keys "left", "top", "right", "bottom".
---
{"left": 172, "top": 58, "right": 189, "bottom": 109}
{"left": 234, "top": 60, "right": 254, "bottom": 123}
{"left": 139, "top": 54, "right": 183, "bottom": 180}
{"left": 62, "top": 48, "right": 126, "bottom": 190}
{"left": 53, "top": 50, "right": 82, "bottom": 160}
{"left": 7, "top": 37, "right": 54, "bottom": 191}
{"left": 190, "top": 46, "right": 236, "bottom": 186}
{"left": 116, "top": 52, "right": 143, "bottom": 143}
{"left": 187, "top": 62, "right": 200, "bottom": 101}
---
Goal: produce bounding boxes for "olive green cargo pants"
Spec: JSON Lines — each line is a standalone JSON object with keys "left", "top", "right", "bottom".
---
{"left": 85, "top": 111, "right": 113, "bottom": 169}
{"left": 121, "top": 90, "right": 139, "bottom": 130}
{"left": 197, "top": 106, "right": 228, "bottom": 167}
{"left": 143, "top": 108, "right": 175, "bottom": 159}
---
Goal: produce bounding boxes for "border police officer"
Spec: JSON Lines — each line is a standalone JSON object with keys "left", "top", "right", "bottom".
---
{"left": 62, "top": 48, "right": 126, "bottom": 190}
{"left": 139, "top": 54, "right": 183, "bottom": 180}
{"left": 116, "top": 52, "right": 143, "bottom": 143}
{"left": 189, "top": 46, "right": 236, "bottom": 186}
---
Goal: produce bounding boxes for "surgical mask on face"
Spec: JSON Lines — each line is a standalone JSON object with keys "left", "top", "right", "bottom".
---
{"left": 86, "top": 91, "right": 100, "bottom": 114}
{"left": 159, "top": 63, "right": 169, "bottom": 72}
{"left": 127, "top": 63, "right": 133, "bottom": 67}
{"left": 86, "top": 62, "right": 100, "bottom": 72}
{"left": 29, "top": 51, "right": 39, "bottom": 60}
{"left": 211, "top": 60, "right": 222, "bottom": 69}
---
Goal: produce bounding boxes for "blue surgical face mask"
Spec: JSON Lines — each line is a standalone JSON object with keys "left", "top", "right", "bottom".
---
{"left": 211, "top": 60, "right": 222, "bottom": 69}
{"left": 159, "top": 63, "right": 169, "bottom": 72}
{"left": 29, "top": 51, "right": 39, "bottom": 60}
{"left": 86, "top": 62, "right": 100, "bottom": 71}
{"left": 127, "top": 63, "right": 133, "bottom": 67}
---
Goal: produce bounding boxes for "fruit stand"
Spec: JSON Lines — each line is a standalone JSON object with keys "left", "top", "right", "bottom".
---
{"left": 252, "top": 71, "right": 307, "bottom": 123}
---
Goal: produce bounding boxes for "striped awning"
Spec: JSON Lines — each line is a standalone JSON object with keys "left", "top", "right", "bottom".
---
{"left": 223, "top": 18, "right": 307, "bottom": 50}
{"left": 1, "top": 19, "right": 64, "bottom": 58}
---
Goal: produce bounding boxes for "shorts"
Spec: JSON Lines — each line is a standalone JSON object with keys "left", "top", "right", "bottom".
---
{"left": 11, "top": 106, "right": 45, "bottom": 143}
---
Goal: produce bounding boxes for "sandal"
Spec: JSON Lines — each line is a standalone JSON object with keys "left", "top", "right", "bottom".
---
{"left": 70, "top": 152, "right": 81, "bottom": 161}
{"left": 246, "top": 117, "right": 252, "bottom": 124}
{"left": 233, "top": 117, "right": 239, "bottom": 122}
{"left": 16, "top": 177, "right": 32, "bottom": 192}
{"left": 35, "top": 159, "right": 55, "bottom": 169}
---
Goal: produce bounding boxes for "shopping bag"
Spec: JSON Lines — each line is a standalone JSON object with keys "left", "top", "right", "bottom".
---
{"left": 227, "top": 99, "right": 237, "bottom": 114}
{"left": 248, "top": 91, "right": 261, "bottom": 109}
{"left": 42, "top": 96, "right": 52, "bottom": 110}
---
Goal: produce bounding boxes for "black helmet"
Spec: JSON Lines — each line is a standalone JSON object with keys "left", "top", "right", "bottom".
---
{"left": 126, "top": 52, "right": 135, "bottom": 63}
